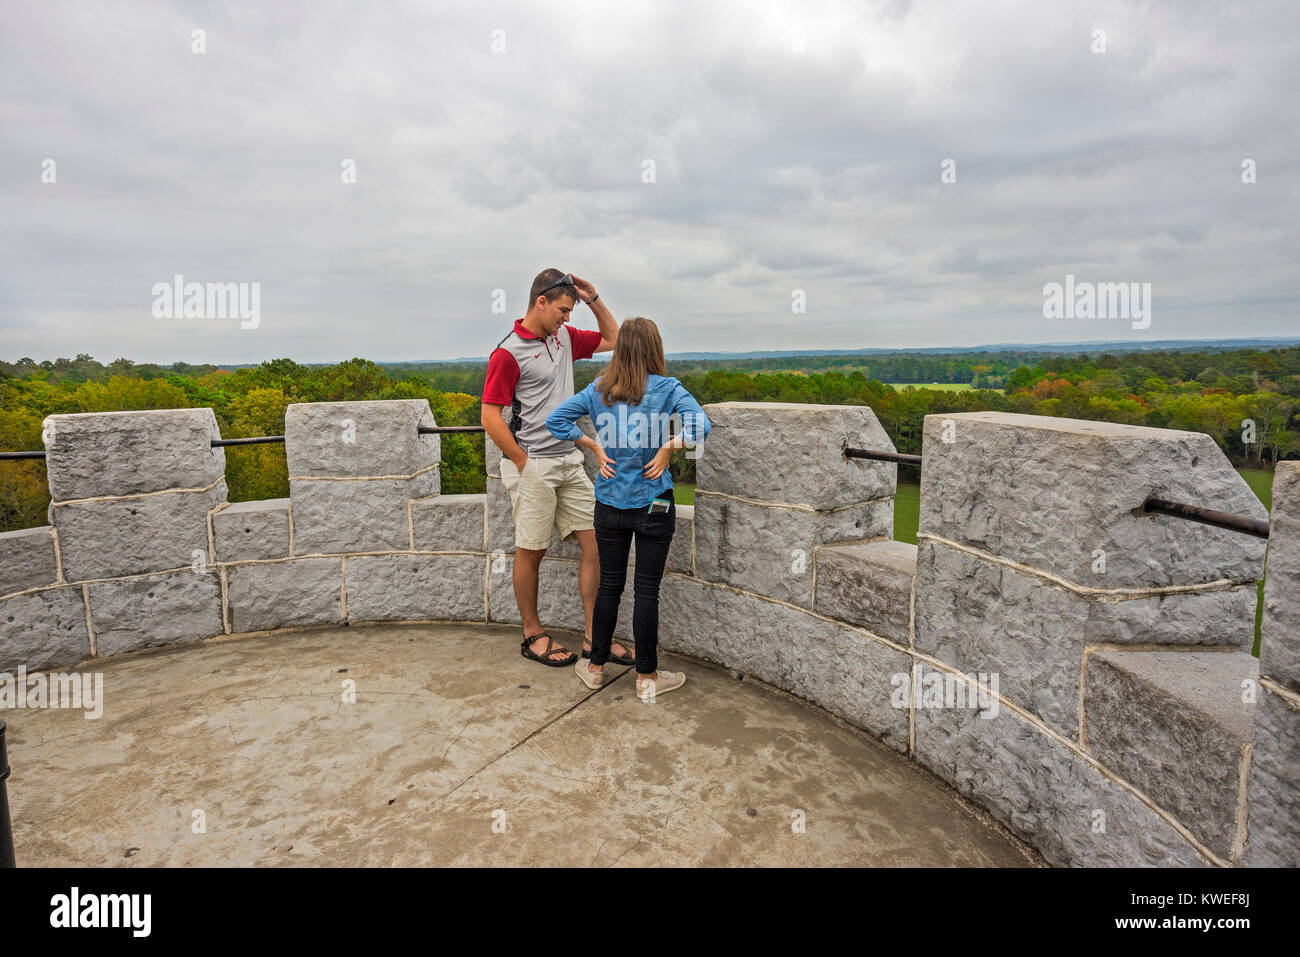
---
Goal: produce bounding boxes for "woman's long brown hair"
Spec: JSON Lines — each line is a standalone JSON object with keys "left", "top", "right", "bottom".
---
{"left": 597, "top": 316, "right": 666, "bottom": 406}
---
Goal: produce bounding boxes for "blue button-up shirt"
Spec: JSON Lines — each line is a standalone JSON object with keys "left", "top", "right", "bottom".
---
{"left": 546, "top": 374, "right": 711, "bottom": 509}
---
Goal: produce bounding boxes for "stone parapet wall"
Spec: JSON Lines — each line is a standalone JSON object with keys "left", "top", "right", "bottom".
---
{"left": 1, "top": 401, "right": 1294, "bottom": 869}
{"left": 1246, "top": 461, "right": 1300, "bottom": 866}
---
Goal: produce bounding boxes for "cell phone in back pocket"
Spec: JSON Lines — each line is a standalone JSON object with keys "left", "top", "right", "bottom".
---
{"left": 647, "top": 498, "right": 671, "bottom": 514}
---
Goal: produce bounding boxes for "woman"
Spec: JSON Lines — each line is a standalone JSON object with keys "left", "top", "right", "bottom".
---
{"left": 545, "top": 317, "right": 711, "bottom": 701}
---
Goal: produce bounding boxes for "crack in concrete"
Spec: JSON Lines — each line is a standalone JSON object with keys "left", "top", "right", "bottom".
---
{"left": 609, "top": 836, "right": 643, "bottom": 865}
{"left": 440, "top": 720, "right": 472, "bottom": 761}
{"left": 422, "top": 665, "right": 631, "bottom": 807}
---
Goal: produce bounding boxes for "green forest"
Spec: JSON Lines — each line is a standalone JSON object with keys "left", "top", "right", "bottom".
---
{"left": 2, "top": 345, "right": 1297, "bottom": 533}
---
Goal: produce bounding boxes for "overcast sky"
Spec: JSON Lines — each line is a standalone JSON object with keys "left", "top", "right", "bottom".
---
{"left": 2, "top": 0, "right": 1297, "bottom": 365}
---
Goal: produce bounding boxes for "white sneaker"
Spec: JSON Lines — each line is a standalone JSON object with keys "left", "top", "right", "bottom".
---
{"left": 636, "top": 670, "right": 685, "bottom": 702}
{"left": 576, "top": 658, "right": 605, "bottom": 690}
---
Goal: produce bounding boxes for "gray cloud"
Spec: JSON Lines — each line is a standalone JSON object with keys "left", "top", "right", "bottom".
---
{"left": 1, "top": 0, "right": 1297, "bottom": 365}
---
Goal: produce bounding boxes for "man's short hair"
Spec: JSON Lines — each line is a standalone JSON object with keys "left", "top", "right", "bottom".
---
{"left": 529, "top": 268, "right": 577, "bottom": 307}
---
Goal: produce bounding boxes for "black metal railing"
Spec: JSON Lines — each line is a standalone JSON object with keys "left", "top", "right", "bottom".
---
{"left": 1142, "top": 497, "right": 1270, "bottom": 540}
{"left": 844, "top": 447, "right": 923, "bottom": 466}
{"left": 209, "top": 435, "right": 286, "bottom": 448}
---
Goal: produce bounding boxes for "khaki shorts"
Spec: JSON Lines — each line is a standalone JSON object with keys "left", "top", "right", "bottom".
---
{"left": 499, "top": 448, "right": 596, "bottom": 551}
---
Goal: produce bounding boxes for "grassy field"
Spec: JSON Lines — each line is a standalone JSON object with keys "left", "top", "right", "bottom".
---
{"left": 888, "top": 382, "right": 977, "bottom": 392}
{"left": 1237, "top": 469, "right": 1273, "bottom": 654}
{"left": 894, "top": 480, "right": 920, "bottom": 544}
{"left": 1238, "top": 468, "right": 1274, "bottom": 510}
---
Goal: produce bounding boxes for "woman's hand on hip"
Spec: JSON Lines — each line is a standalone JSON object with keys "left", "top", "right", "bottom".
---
{"left": 595, "top": 444, "right": 616, "bottom": 479}
{"left": 642, "top": 447, "right": 672, "bottom": 480}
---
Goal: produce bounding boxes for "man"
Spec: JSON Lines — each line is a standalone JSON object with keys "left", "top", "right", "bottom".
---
{"left": 480, "top": 268, "right": 634, "bottom": 667}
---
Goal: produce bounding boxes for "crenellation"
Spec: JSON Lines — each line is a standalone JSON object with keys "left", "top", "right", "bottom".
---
{"left": 693, "top": 401, "right": 898, "bottom": 608}
{"left": 43, "top": 408, "right": 228, "bottom": 582}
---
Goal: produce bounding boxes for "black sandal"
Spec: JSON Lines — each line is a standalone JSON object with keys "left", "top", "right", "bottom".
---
{"left": 521, "top": 633, "right": 577, "bottom": 667}
{"left": 581, "top": 640, "right": 636, "bottom": 667}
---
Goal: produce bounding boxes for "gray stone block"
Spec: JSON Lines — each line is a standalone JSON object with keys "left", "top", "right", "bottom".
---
{"left": 289, "top": 469, "right": 438, "bottom": 555}
{"left": 0, "top": 586, "right": 90, "bottom": 672}
{"left": 814, "top": 540, "right": 916, "bottom": 643}
{"left": 657, "top": 575, "right": 910, "bottom": 751}
{"left": 914, "top": 539, "right": 1257, "bottom": 739}
{"left": 212, "top": 499, "right": 291, "bottom": 562}
{"left": 410, "top": 494, "right": 487, "bottom": 552}
{"left": 0, "top": 526, "right": 59, "bottom": 595}
{"left": 912, "top": 663, "right": 1208, "bottom": 867}
{"left": 226, "top": 558, "right": 343, "bottom": 633}
{"left": 486, "top": 477, "right": 515, "bottom": 553}
{"left": 1083, "top": 649, "right": 1257, "bottom": 860}
{"left": 918, "top": 412, "right": 1266, "bottom": 588}
{"left": 43, "top": 408, "right": 225, "bottom": 501}
{"left": 87, "top": 570, "right": 223, "bottom": 657}
{"left": 693, "top": 492, "right": 892, "bottom": 607}
{"left": 1260, "top": 462, "right": 1300, "bottom": 693}
{"left": 543, "top": 531, "right": 585, "bottom": 561}
{"left": 1245, "top": 684, "right": 1300, "bottom": 867}
{"left": 696, "top": 402, "right": 895, "bottom": 508}
{"left": 345, "top": 554, "right": 485, "bottom": 622}
{"left": 284, "top": 399, "right": 438, "bottom": 479}
{"left": 489, "top": 556, "right": 581, "bottom": 631}
{"left": 657, "top": 502, "right": 695, "bottom": 574}
{"left": 52, "top": 483, "right": 227, "bottom": 581}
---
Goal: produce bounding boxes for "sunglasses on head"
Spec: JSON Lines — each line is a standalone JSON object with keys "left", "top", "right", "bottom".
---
{"left": 536, "top": 274, "right": 575, "bottom": 299}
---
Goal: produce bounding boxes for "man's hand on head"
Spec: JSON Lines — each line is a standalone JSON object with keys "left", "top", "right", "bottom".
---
{"left": 570, "top": 274, "right": 597, "bottom": 304}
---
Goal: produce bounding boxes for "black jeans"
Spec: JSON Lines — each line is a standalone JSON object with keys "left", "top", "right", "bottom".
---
{"left": 589, "top": 488, "right": 675, "bottom": 675}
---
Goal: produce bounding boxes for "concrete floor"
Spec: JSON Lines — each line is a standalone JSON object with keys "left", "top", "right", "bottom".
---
{"left": 6, "top": 622, "right": 1036, "bottom": 867}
